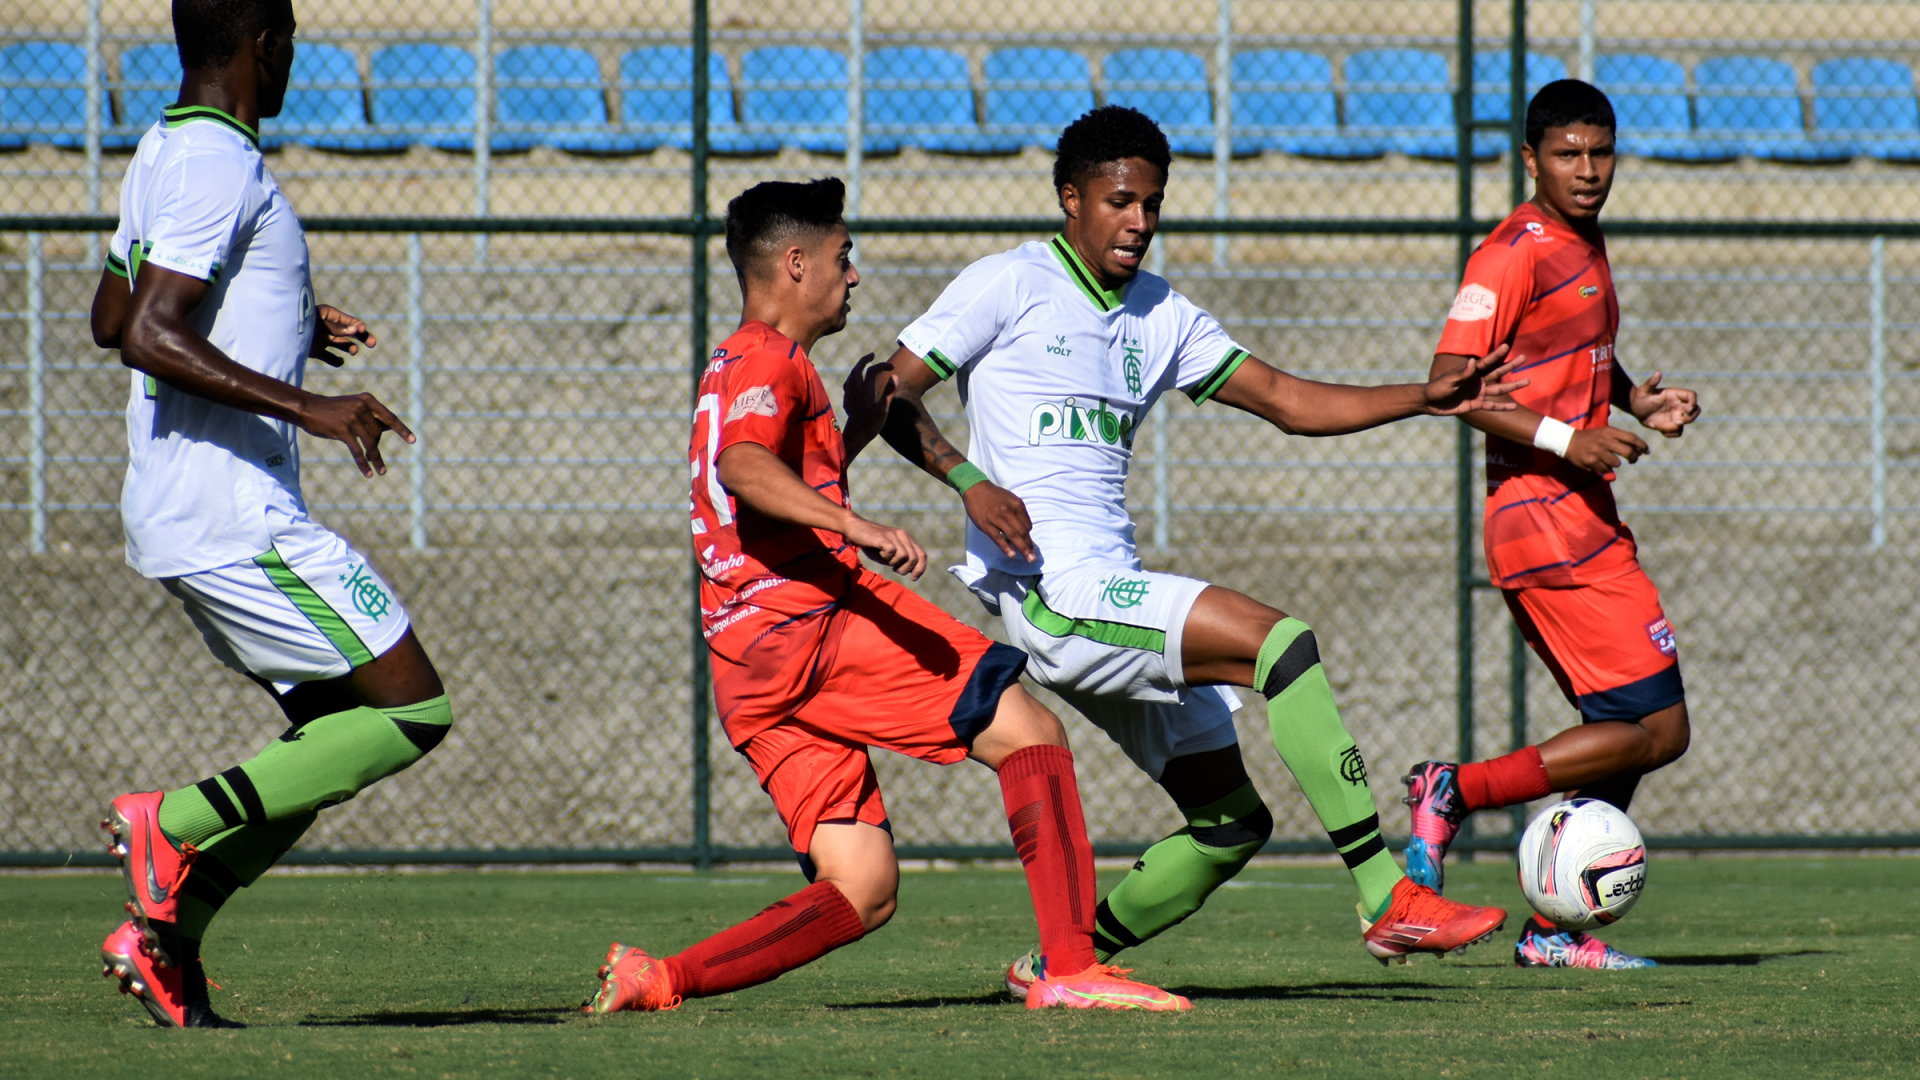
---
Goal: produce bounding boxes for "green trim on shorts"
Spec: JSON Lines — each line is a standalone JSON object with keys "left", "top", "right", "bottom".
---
{"left": 1021, "top": 587, "right": 1166, "bottom": 653}
{"left": 253, "top": 546, "right": 374, "bottom": 667}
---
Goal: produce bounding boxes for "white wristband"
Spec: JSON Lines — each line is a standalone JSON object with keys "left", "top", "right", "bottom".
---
{"left": 1532, "top": 416, "right": 1576, "bottom": 458}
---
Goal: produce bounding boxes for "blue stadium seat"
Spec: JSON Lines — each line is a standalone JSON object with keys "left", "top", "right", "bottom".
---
{"left": 496, "top": 45, "right": 618, "bottom": 153}
{"left": 1811, "top": 57, "right": 1920, "bottom": 164}
{"left": 1695, "top": 56, "right": 1845, "bottom": 163}
{"left": 1103, "top": 49, "right": 1213, "bottom": 156}
{"left": 368, "top": 43, "right": 478, "bottom": 152}
{"left": 981, "top": 48, "right": 1092, "bottom": 151}
{"left": 0, "top": 41, "right": 109, "bottom": 149}
{"left": 1345, "top": 49, "right": 1479, "bottom": 159}
{"left": 1472, "top": 51, "right": 1567, "bottom": 155}
{"left": 261, "top": 44, "right": 369, "bottom": 151}
{"left": 866, "top": 46, "right": 1005, "bottom": 154}
{"left": 619, "top": 47, "right": 777, "bottom": 155}
{"left": 114, "top": 43, "right": 178, "bottom": 145}
{"left": 1593, "top": 53, "right": 1715, "bottom": 161}
{"left": 1231, "top": 50, "right": 1366, "bottom": 158}
{"left": 740, "top": 46, "right": 853, "bottom": 154}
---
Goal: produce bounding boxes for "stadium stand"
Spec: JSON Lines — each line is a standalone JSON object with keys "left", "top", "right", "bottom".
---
{"left": 112, "top": 42, "right": 178, "bottom": 146}
{"left": 740, "top": 46, "right": 861, "bottom": 155}
{"left": 981, "top": 47, "right": 1093, "bottom": 152}
{"left": 1696, "top": 55, "right": 1847, "bottom": 163}
{"left": 620, "top": 47, "right": 777, "bottom": 155}
{"left": 0, "top": 41, "right": 105, "bottom": 150}
{"left": 1229, "top": 50, "right": 1357, "bottom": 159}
{"left": 495, "top": 45, "right": 619, "bottom": 154}
{"left": 1593, "top": 53, "right": 1717, "bottom": 162}
{"left": 261, "top": 43, "right": 370, "bottom": 152}
{"left": 1472, "top": 51, "right": 1568, "bottom": 155}
{"left": 1102, "top": 48, "right": 1214, "bottom": 156}
{"left": 368, "top": 43, "right": 477, "bottom": 153}
{"left": 1811, "top": 57, "right": 1920, "bottom": 164}
{"left": 865, "top": 46, "right": 1008, "bottom": 154}
{"left": 1346, "top": 48, "right": 1479, "bottom": 160}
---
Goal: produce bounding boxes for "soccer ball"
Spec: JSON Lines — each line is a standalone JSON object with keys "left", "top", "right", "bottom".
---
{"left": 1515, "top": 798, "right": 1647, "bottom": 931}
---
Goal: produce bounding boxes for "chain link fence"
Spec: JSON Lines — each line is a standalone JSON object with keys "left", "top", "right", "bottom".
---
{"left": 2, "top": 0, "right": 1917, "bottom": 863}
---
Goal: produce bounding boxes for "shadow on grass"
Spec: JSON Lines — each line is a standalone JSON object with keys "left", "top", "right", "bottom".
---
{"left": 300, "top": 1006, "right": 575, "bottom": 1027}
{"left": 1170, "top": 981, "right": 1450, "bottom": 1004}
{"left": 826, "top": 993, "right": 1014, "bottom": 1010}
{"left": 1643, "top": 950, "right": 1832, "bottom": 967}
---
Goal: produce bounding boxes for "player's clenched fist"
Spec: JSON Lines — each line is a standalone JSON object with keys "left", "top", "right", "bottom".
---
{"left": 1565, "top": 426, "right": 1647, "bottom": 475}
{"left": 296, "top": 391, "right": 415, "bottom": 477}
{"left": 840, "top": 513, "right": 928, "bottom": 580}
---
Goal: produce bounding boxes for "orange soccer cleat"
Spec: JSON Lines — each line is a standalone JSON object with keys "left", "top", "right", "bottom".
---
{"left": 584, "top": 942, "right": 682, "bottom": 1014}
{"left": 1360, "top": 877, "right": 1507, "bottom": 964}
{"left": 102, "top": 791, "right": 197, "bottom": 966}
{"left": 101, "top": 919, "right": 185, "bottom": 1027}
{"left": 1024, "top": 959, "right": 1191, "bottom": 1012}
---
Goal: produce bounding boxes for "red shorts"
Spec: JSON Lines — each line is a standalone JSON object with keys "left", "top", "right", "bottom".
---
{"left": 712, "top": 569, "right": 1027, "bottom": 854}
{"left": 1504, "top": 565, "right": 1685, "bottom": 723}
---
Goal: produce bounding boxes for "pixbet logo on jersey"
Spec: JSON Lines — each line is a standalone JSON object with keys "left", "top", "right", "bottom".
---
{"left": 1027, "top": 396, "right": 1137, "bottom": 449}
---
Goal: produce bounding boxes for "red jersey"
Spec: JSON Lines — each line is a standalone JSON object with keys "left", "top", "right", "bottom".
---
{"left": 1436, "top": 203, "right": 1637, "bottom": 589}
{"left": 690, "top": 322, "right": 859, "bottom": 663}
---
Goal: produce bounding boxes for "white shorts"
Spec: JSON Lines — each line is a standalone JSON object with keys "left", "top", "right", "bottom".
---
{"left": 955, "top": 560, "right": 1242, "bottom": 780}
{"left": 159, "top": 506, "right": 411, "bottom": 691}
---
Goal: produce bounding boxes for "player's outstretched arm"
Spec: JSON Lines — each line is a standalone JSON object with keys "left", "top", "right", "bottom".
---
{"left": 878, "top": 345, "right": 1038, "bottom": 564}
{"left": 716, "top": 441, "right": 928, "bottom": 580}
{"left": 1434, "top": 351, "right": 1648, "bottom": 475}
{"left": 1210, "top": 345, "right": 1525, "bottom": 436}
{"left": 121, "top": 262, "right": 414, "bottom": 477}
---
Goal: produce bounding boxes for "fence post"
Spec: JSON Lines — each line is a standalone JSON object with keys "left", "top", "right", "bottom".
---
{"left": 690, "top": 0, "right": 715, "bottom": 871}
{"left": 85, "top": 0, "right": 103, "bottom": 265}
{"left": 407, "top": 233, "right": 428, "bottom": 551}
{"left": 473, "top": 0, "right": 492, "bottom": 265}
{"left": 27, "top": 232, "right": 46, "bottom": 555}
{"left": 1211, "top": 0, "right": 1232, "bottom": 267}
{"left": 1578, "top": 0, "right": 1596, "bottom": 82}
{"left": 1871, "top": 235, "right": 1887, "bottom": 550}
{"left": 1452, "top": 0, "right": 1478, "bottom": 812}
{"left": 845, "top": 0, "right": 865, "bottom": 224}
{"left": 1505, "top": 0, "right": 1532, "bottom": 841}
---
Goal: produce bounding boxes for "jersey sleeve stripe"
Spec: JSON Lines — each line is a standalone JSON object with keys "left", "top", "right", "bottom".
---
{"left": 1186, "top": 348, "right": 1250, "bottom": 404}
{"left": 922, "top": 347, "right": 958, "bottom": 380}
{"left": 104, "top": 252, "right": 129, "bottom": 278}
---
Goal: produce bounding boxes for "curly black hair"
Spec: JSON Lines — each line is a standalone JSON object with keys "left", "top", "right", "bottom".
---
{"left": 724, "top": 177, "right": 846, "bottom": 280}
{"left": 1525, "top": 79, "right": 1616, "bottom": 148}
{"left": 1052, "top": 105, "right": 1172, "bottom": 196}
{"left": 172, "top": 0, "right": 290, "bottom": 70}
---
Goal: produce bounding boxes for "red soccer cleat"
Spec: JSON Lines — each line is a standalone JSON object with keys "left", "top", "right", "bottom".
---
{"left": 101, "top": 919, "right": 185, "bottom": 1027}
{"left": 1024, "top": 960, "right": 1191, "bottom": 1012}
{"left": 584, "top": 942, "right": 681, "bottom": 1014}
{"left": 102, "top": 791, "right": 196, "bottom": 966}
{"left": 1359, "top": 878, "right": 1507, "bottom": 965}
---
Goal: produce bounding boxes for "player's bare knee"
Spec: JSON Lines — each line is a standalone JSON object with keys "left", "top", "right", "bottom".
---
{"left": 818, "top": 870, "right": 898, "bottom": 932}
{"left": 973, "top": 685, "right": 1068, "bottom": 767}
{"left": 1644, "top": 703, "right": 1690, "bottom": 768}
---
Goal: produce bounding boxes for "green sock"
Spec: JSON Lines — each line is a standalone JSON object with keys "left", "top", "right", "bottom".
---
{"left": 173, "top": 813, "right": 318, "bottom": 943}
{"left": 1255, "top": 619, "right": 1403, "bottom": 919}
{"left": 158, "top": 695, "right": 452, "bottom": 847}
{"left": 1092, "top": 781, "right": 1272, "bottom": 962}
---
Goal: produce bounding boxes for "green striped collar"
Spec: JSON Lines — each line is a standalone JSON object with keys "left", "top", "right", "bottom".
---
{"left": 1047, "top": 235, "right": 1128, "bottom": 314}
{"left": 163, "top": 104, "right": 259, "bottom": 148}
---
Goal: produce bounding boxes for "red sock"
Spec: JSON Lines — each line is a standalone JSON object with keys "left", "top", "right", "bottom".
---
{"left": 1457, "top": 745, "right": 1553, "bottom": 812}
{"left": 664, "top": 880, "right": 865, "bottom": 999}
{"left": 997, "top": 744, "right": 1098, "bottom": 977}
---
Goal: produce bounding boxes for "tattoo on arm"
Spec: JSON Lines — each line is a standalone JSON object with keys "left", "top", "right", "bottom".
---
{"left": 881, "top": 392, "right": 964, "bottom": 480}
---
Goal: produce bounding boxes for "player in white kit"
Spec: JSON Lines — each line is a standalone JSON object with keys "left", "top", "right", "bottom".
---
{"left": 86, "top": 0, "right": 450, "bottom": 1027}
{"left": 873, "top": 107, "right": 1524, "bottom": 982}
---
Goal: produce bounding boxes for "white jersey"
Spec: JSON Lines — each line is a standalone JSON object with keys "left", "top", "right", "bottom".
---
{"left": 897, "top": 236, "right": 1249, "bottom": 576}
{"left": 108, "top": 105, "right": 317, "bottom": 579}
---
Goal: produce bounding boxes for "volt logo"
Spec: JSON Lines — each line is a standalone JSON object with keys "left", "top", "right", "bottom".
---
{"left": 1027, "top": 397, "right": 1136, "bottom": 448}
{"left": 1046, "top": 335, "right": 1073, "bottom": 357}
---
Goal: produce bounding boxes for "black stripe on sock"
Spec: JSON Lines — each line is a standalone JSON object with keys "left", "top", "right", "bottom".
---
{"left": 1093, "top": 899, "right": 1144, "bottom": 951}
{"left": 1092, "top": 929, "right": 1127, "bottom": 958}
{"left": 180, "top": 869, "right": 232, "bottom": 910}
{"left": 221, "top": 767, "right": 267, "bottom": 826}
{"left": 1190, "top": 803, "right": 1274, "bottom": 849}
{"left": 1325, "top": 813, "right": 1381, "bottom": 850}
{"left": 193, "top": 853, "right": 243, "bottom": 896}
{"left": 195, "top": 777, "right": 244, "bottom": 830}
{"left": 1259, "top": 629, "right": 1321, "bottom": 698}
{"left": 1338, "top": 833, "right": 1388, "bottom": 870}
{"left": 390, "top": 717, "right": 450, "bottom": 754}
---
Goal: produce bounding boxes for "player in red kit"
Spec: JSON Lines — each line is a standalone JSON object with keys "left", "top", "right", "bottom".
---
{"left": 1398, "top": 81, "right": 1702, "bottom": 969}
{"left": 585, "top": 178, "right": 1187, "bottom": 1013}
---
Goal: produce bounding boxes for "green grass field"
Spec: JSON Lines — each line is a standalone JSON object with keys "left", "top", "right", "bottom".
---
{"left": 2, "top": 857, "right": 1916, "bottom": 1078}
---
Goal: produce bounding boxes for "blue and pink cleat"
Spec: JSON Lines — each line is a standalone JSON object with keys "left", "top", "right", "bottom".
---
{"left": 1514, "top": 916, "right": 1657, "bottom": 969}
{"left": 1401, "top": 761, "right": 1467, "bottom": 893}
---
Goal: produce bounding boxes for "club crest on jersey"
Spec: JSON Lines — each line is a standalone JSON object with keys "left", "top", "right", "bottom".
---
{"left": 1099, "top": 575, "right": 1150, "bottom": 608}
{"left": 339, "top": 563, "right": 392, "bottom": 621}
{"left": 1120, "top": 337, "right": 1144, "bottom": 395}
{"left": 725, "top": 385, "right": 779, "bottom": 421}
{"left": 1027, "top": 396, "right": 1136, "bottom": 449}
{"left": 1448, "top": 283, "right": 1497, "bottom": 322}
{"left": 1646, "top": 617, "right": 1677, "bottom": 658}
